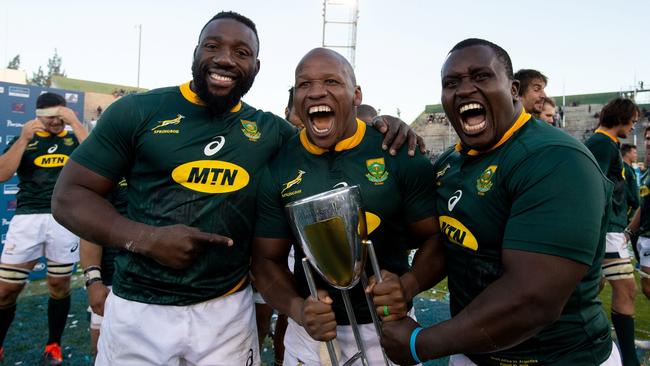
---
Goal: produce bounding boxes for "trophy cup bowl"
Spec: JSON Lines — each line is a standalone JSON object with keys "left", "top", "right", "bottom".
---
{"left": 285, "top": 185, "right": 367, "bottom": 289}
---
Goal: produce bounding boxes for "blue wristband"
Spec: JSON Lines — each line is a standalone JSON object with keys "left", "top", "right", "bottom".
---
{"left": 409, "top": 326, "right": 424, "bottom": 364}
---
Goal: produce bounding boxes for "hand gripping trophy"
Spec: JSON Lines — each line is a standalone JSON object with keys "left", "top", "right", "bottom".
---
{"left": 286, "top": 185, "right": 391, "bottom": 366}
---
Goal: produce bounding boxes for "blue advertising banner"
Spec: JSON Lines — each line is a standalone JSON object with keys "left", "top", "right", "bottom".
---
{"left": 0, "top": 82, "right": 84, "bottom": 280}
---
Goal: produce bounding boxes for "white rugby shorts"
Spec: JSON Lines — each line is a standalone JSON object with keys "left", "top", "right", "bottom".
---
{"left": 96, "top": 285, "right": 259, "bottom": 366}
{"left": 2, "top": 214, "right": 79, "bottom": 265}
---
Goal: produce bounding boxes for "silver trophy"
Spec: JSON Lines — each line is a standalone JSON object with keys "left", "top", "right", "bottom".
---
{"left": 285, "top": 185, "right": 391, "bottom": 366}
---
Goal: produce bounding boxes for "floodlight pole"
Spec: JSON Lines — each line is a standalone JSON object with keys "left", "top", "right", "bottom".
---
{"left": 322, "top": 0, "right": 359, "bottom": 69}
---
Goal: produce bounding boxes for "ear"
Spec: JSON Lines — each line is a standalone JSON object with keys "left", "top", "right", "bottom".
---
{"left": 254, "top": 59, "right": 261, "bottom": 77}
{"left": 510, "top": 80, "right": 520, "bottom": 100}
{"left": 353, "top": 86, "right": 362, "bottom": 107}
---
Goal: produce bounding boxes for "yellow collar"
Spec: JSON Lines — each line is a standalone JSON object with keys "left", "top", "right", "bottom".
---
{"left": 594, "top": 128, "right": 620, "bottom": 143}
{"left": 300, "top": 119, "right": 366, "bottom": 155}
{"left": 179, "top": 82, "right": 241, "bottom": 112}
{"left": 36, "top": 130, "right": 68, "bottom": 138}
{"left": 455, "top": 109, "right": 531, "bottom": 156}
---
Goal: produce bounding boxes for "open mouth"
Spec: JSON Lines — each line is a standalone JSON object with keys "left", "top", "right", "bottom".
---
{"left": 458, "top": 102, "right": 487, "bottom": 134}
{"left": 208, "top": 71, "right": 236, "bottom": 87}
{"left": 308, "top": 105, "right": 335, "bottom": 136}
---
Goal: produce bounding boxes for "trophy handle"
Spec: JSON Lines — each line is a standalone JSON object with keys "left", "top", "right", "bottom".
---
{"left": 361, "top": 240, "right": 393, "bottom": 366}
{"left": 302, "top": 258, "right": 340, "bottom": 366}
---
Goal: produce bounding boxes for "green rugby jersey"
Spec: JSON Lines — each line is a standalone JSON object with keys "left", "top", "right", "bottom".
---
{"left": 71, "top": 82, "right": 296, "bottom": 305}
{"left": 101, "top": 178, "right": 128, "bottom": 286}
{"left": 3, "top": 131, "right": 80, "bottom": 214}
{"left": 585, "top": 129, "right": 627, "bottom": 231}
{"left": 623, "top": 162, "right": 639, "bottom": 217}
{"left": 434, "top": 112, "right": 612, "bottom": 365}
{"left": 255, "top": 120, "right": 436, "bottom": 325}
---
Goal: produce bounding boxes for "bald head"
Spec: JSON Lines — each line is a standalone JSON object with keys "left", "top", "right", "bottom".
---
{"left": 296, "top": 48, "right": 356, "bottom": 85}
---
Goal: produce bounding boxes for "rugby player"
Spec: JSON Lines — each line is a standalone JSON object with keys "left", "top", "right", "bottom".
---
{"left": 378, "top": 38, "right": 620, "bottom": 366}
{"left": 513, "top": 69, "right": 547, "bottom": 117}
{"left": 586, "top": 98, "right": 640, "bottom": 366}
{"left": 0, "top": 92, "right": 87, "bottom": 365}
{"left": 51, "top": 12, "right": 422, "bottom": 365}
{"left": 251, "top": 47, "right": 443, "bottom": 365}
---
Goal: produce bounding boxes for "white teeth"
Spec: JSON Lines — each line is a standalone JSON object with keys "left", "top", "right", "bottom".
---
{"left": 459, "top": 103, "right": 484, "bottom": 114}
{"left": 314, "top": 126, "right": 330, "bottom": 133}
{"left": 308, "top": 105, "right": 332, "bottom": 114}
{"left": 463, "top": 120, "right": 486, "bottom": 132}
{"left": 209, "top": 73, "right": 233, "bottom": 81}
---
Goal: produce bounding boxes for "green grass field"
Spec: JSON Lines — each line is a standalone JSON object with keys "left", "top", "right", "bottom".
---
{"left": 3, "top": 273, "right": 649, "bottom": 365}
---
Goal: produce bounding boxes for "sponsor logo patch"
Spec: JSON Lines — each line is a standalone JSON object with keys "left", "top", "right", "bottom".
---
{"left": 365, "top": 158, "right": 388, "bottom": 184}
{"left": 63, "top": 137, "right": 74, "bottom": 146}
{"left": 65, "top": 93, "right": 79, "bottom": 104}
{"left": 34, "top": 154, "right": 69, "bottom": 168}
{"left": 152, "top": 114, "right": 184, "bottom": 134}
{"left": 204, "top": 136, "right": 226, "bottom": 156}
{"left": 241, "top": 120, "right": 261, "bottom": 141}
{"left": 281, "top": 170, "right": 306, "bottom": 197}
{"left": 448, "top": 190, "right": 462, "bottom": 212}
{"left": 171, "top": 160, "right": 250, "bottom": 194}
{"left": 436, "top": 163, "right": 451, "bottom": 179}
{"left": 439, "top": 215, "right": 478, "bottom": 250}
{"left": 641, "top": 185, "right": 649, "bottom": 198}
{"left": 476, "top": 165, "right": 497, "bottom": 195}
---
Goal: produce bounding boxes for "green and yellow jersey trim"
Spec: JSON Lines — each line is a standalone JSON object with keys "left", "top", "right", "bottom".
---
{"left": 35, "top": 130, "right": 68, "bottom": 138}
{"left": 300, "top": 119, "right": 366, "bottom": 155}
{"left": 594, "top": 128, "right": 620, "bottom": 144}
{"left": 455, "top": 109, "right": 531, "bottom": 156}
{"left": 179, "top": 82, "right": 242, "bottom": 112}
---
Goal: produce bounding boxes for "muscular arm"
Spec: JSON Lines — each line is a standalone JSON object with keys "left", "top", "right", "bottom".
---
{"left": 416, "top": 250, "right": 588, "bottom": 359}
{"left": 80, "top": 238, "right": 103, "bottom": 269}
{"left": 251, "top": 237, "right": 304, "bottom": 322}
{"left": 0, "top": 120, "right": 44, "bottom": 181}
{"left": 52, "top": 160, "right": 231, "bottom": 269}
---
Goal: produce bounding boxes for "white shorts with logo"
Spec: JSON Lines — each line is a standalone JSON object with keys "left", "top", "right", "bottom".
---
{"left": 448, "top": 342, "right": 621, "bottom": 366}
{"left": 1, "top": 214, "right": 79, "bottom": 264}
{"left": 637, "top": 236, "right": 650, "bottom": 268}
{"left": 283, "top": 310, "right": 416, "bottom": 366}
{"left": 605, "top": 232, "right": 631, "bottom": 259}
{"left": 95, "top": 285, "right": 259, "bottom": 366}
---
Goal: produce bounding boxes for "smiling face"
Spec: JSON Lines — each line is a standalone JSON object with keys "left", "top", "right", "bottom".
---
{"left": 520, "top": 78, "right": 546, "bottom": 114}
{"left": 441, "top": 45, "right": 520, "bottom": 151}
{"left": 39, "top": 115, "right": 65, "bottom": 135}
{"left": 191, "top": 18, "right": 260, "bottom": 115}
{"left": 294, "top": 48, "right": 361, "bottom": 149}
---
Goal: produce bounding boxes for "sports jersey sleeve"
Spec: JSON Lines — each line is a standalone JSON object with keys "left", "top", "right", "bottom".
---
{"left": 70, "top": 96, "right": 139, "bottom": 181}
{"left": 397, "top": 150, "right": 437, "bottom": 223}
{"left": 588, "top": 138, "right": 616, "bottom": 176}
{"left": 625, "top": 165, "right": 640, "bottom": 210}
{"left": 503, "top": 147, "right": 608, "bottom": 265}
{"left": 254, "top": 165, "right": 293, "bottom": 238}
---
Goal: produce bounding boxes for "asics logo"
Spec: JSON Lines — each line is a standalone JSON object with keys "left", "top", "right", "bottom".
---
{"left": 47, "top": 144, "right": 58, "bottom": 153}
{"left": 204, "top": 136, "right": 225, "bottom": 156}
{"left": 448, "top": 190, "right": 462, "bottom": 212}
{"left": 333, "top": 182, "right": 349, "bottom": 188}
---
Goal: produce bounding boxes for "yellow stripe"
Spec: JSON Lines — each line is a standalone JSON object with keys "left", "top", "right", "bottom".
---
{"left": 300, "top": 119, "right": 366, "bottom": 155}
{"left": 455, "top": 109, "right": 531, "bottom": 156}
{"left": 179, "top": 82, "right": 241, "bottom": 112}
{"left": 221, "top": 275, "right": 248, "bottom": 298}
{"left": 35, "top": 130, "right": 68, "bottom": 138}
{"left": 594, "top": 128, "right": 620, "bottom": 143}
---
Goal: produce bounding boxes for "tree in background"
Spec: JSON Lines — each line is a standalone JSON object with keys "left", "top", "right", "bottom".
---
{"left": 30, "top": 49, "right": 66, "bottom": 87}
{"left": 6, "top": 55, "right": 20, "bottom": 70}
